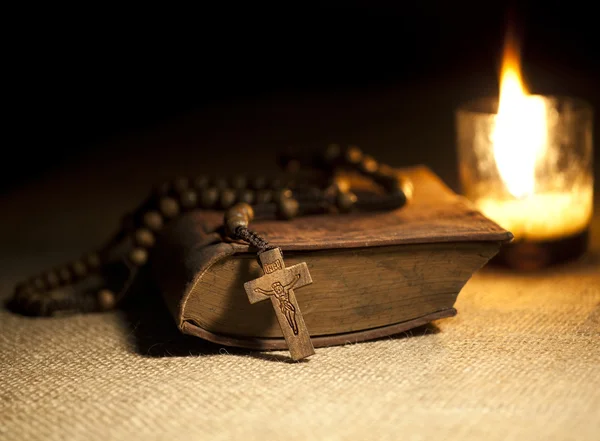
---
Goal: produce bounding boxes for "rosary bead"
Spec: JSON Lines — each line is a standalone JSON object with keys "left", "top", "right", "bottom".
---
{"left": 255, "top": 189, "right": 273, "bottom": 204}
{"left": 193, "top": 176, "right": 210, "bottom": 189}
{"left": 345, "top": 145, "right": 363, "bottom": 164}
{"left": 86, "top": 253, "right": 101, "bottom": 270}
{"left": 237, "top": 188, "right": 255, "bottom": 205}
{"left": 134, "top": 228, "right": 155, "bottom": 248}
{"left": 159, "top": 197, "right": 180, "bottom": 219}
{"left": 324, "top": 143, "right": 341, "bottom": 162}
{"left": 360, "top": 155, "right": 378, "bottom": 174}
{"left": 251, "top": 176, "right": 267, "bottom": 190}
{"left": 172, "top": 177, "right": 190, "bottom": 193}
{"left": 269, "top": 178, "right": 284, "bottom": 190}
{"left": 277, "top": 197, "right": 300, "bottom": 220}
{"left": 225, "top": 203, "right": 254, "bottom": 235}
{"left": 97, "top": 289, "right": 116, "bottom": 311}
{"left": 179, "top": 189, "right": 198, "bottom": 210}
{"left": 58, "top": 267, "right": 72, "bottom": 284}
{"left": 200, "top": 187, "right": 219, "bottom": 208}
{"left": 231, "top": 175, "right": 248, "bottom": 189}
{"left": 32, "top": 277, "right": 45, "bottom": 290}
{"left": 336, "top": 191, "right": 358, "bottom": 213}
{"left": 44, "top": 271, "right": 60, "bottom": 289}
{"left": 213, "top": 178, "right": 229, "bottom": 189}
{"left": 71, "top": 260, "right": 87, "bottom": 278}
{"left": 155, "top": 181, "right": 171, "bottom": 197}
{"left": 128, "top": 248, "right": 148, "bottom": 266}
{"left": 143, "top": 211, "right": 164, "bottom": 232}
{"left": 219, "top": 188, "right": 237, "bottom": 209}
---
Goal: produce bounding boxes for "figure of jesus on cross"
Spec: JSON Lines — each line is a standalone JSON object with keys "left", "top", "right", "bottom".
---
{"left": 244, "top": 248, "right": 315, "bottom": 360}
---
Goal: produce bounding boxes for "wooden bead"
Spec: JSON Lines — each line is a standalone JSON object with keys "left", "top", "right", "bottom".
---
{"left": 128, "top": 248, "right": 148, "bottom": 266}
{"left": 143, "top": 211, "right": 164, "bottom": 232}
{"left": 134, "top": 228, "right": 155, "bottom": 248}
{"left": 269, "top": 178, "right": 284, "bottom": 189}
{"left": 361, "top": 155, "right": 378, "bottom": 174}
{"left": 154, "top": 181, "right": 171, "bottom": 197}
{"left": 345, "top": 145, "right": 363, "bottom": 164}
{"left": 32, "top": 277, "right": 45, "bottom": 290}
{"left": 71, "top": 260, "right": 87, "bottom": 278}
{"left": 193, "top": 176, "right": 209, "bottom": 189}
{"left": 225, "top": 204, "right": 253, "bottom": 235}
{"left": 255, "top": 189, "right": 273, "bottom": 204}
{"left": 58, "top": 267, "right": 72, "bottom": 284}
{"left": 237, "top": 189, "right": 255, "bottom": 205}
{"left": 200, "top": 188, "right": 219, "bottom": 208}
{"left": 159, "top": 197, "right": 180, "bottom": 219}
{"left": 251, "top": 176, "right": 267, "bottom": 190}
{"left": 231, "top": 175, "right": 248, "bottom": 189}
{"left": 324, "top": 143, "right": 341, "bottom": 162}
{"left": 213, "top": 178, "right": 229, "bottom": 189}
{"left": 337, "top": 191, "right": 357, "bottom": 213}
{"left": 277, "top": 197, "right": 299, "bottom": 220}
{"left": 86, "top": 253, "right": 101, "bottom": 270}
{"left": 97, "top": 289, "right": 116, "bottom": 311}
{"left": 219, "top": 188, "right": 237, "bottom": 209}
{"left": 172, "top": 177, "right": 190, "bottom": 193}
{"left": 44, "top": 271, "right": 60, "bottom": 289}
{"left": 180, "top": 189, "right": 198, "bottom": 210}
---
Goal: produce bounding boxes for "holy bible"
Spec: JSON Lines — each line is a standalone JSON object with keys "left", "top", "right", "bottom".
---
{"left": 152, "top": 166, "right": 512, "bottom": 351}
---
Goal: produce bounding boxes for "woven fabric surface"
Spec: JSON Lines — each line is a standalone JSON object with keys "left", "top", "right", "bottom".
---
{"left": 2, "top": 229, "right": 599, "bottom": 441}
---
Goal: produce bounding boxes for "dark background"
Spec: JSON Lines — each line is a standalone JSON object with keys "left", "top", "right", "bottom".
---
{"left": 5, "top": 1, "right": 599, "bottom": 194}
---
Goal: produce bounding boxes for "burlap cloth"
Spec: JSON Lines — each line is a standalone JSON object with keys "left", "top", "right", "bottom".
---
{"left": 1, "top": 81, "right": 599, "bottom": 440}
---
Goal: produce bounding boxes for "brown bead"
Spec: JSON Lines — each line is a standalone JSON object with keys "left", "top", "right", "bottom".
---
{"left": 277, "top": 197, "right": 299, "bottom": 220}
{"left": 97, "top": 289, "right": 116, "bottom": 311}
{"left": 143, "top": 211, "right": 164, "bottom": 232}
{"left": 237, "top": 189, "right": 255, "bottom": 205}
{"left": 128, "top": 248, "right": 148, "bottom": 266}
{"left": 345, "top": 145, "right": 363, "bottom": 164}
{"left": 251, "top": 176, "right": 267, "bottom": 190}
{"left": 154, "top": 181, "right": 171, "bottom": 197}
{"left": 58, "top": 267, "right": 72, "bottom": 284}
{"left": 213, "top": 177, "right": 229, "bottom": 189}
{"left": 255, "top": 189, "right": 272, "bottom": 204}
{"left": 193, "top": 176, "right": 209, "bottom": 189}
{"left": 361, "top": 155, "right": 378, "bottom": 174}
{"left": 180, "top": 189, "right": 198, "bottom": 210}
{"left": 324, "top": 143, "right": 341, "bottom": 162}
{"left": 86, "top": 253, "right": 101, "bottom": 270}
{"left": 225, "top": 204, "right": 252, "bottom": 235}
{"left": 219, "top": 188, "right": 237, "bottom": 209}
{"left": 44, "top": 271, "right": 60, "bottom": 289}
{"left": 200, "top": 188, "right": 219, "bottom": 208}
{"left": 269, "top": 178, "right": 284, "bottom": 189}
{"left": 172, "top": 177, "right": 189, "bottom": 193}
{"left": 71, "top": 260, "right": 87, "bottom": 278}
{"left": 231, "top": 175, "right": 248, "bottom": 189}
{"left": 32, "top": 277, "right": 45, "bottom": 290}
{"left": 134, "top": 228, "right": 155, "bottom": 248}
{"left": 337, "top": 191, "right": 357, "bottom": 213}
{"left": 159, "top": 197, "right": 180, "bottom": 219}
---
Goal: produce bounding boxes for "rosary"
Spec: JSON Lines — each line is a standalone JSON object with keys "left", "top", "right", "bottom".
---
{"left": 10, "top": 145, "right": 411, "bottom": 360}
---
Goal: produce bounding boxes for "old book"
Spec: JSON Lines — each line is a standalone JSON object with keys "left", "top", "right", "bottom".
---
{"left": 152, "top": 166, "right": 512, "bottom": 350}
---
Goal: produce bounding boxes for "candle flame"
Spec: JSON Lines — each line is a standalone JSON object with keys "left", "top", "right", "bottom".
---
{"left": 492, "top": 31, "right": 547, "bottom": 199}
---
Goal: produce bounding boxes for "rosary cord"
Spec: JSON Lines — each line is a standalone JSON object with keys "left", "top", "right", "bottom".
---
{"left": 10, "top": 144, "right": 411, "bottom": 317}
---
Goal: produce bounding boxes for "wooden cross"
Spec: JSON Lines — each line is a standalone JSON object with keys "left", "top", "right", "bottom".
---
{"left": 244, "top": 247, "right": 315, "bottom": 361}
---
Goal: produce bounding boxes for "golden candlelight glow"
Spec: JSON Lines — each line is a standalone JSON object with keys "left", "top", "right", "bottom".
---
{"left": 492, "top": 32, "right": 548, "bottom": 199}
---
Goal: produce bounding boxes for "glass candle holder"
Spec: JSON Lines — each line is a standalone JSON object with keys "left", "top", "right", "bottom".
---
{"left": 456, "top": 95, "right": 594, "bottom": 270}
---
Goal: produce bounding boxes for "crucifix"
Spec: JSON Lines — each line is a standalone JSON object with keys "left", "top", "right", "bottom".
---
{"left": 244, "top": 247, "right": 315, "bottom": 361}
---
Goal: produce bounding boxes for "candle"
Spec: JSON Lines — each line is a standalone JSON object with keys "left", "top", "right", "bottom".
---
{"left": 455, "top": 30, "right": 594, "bottom": 269}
